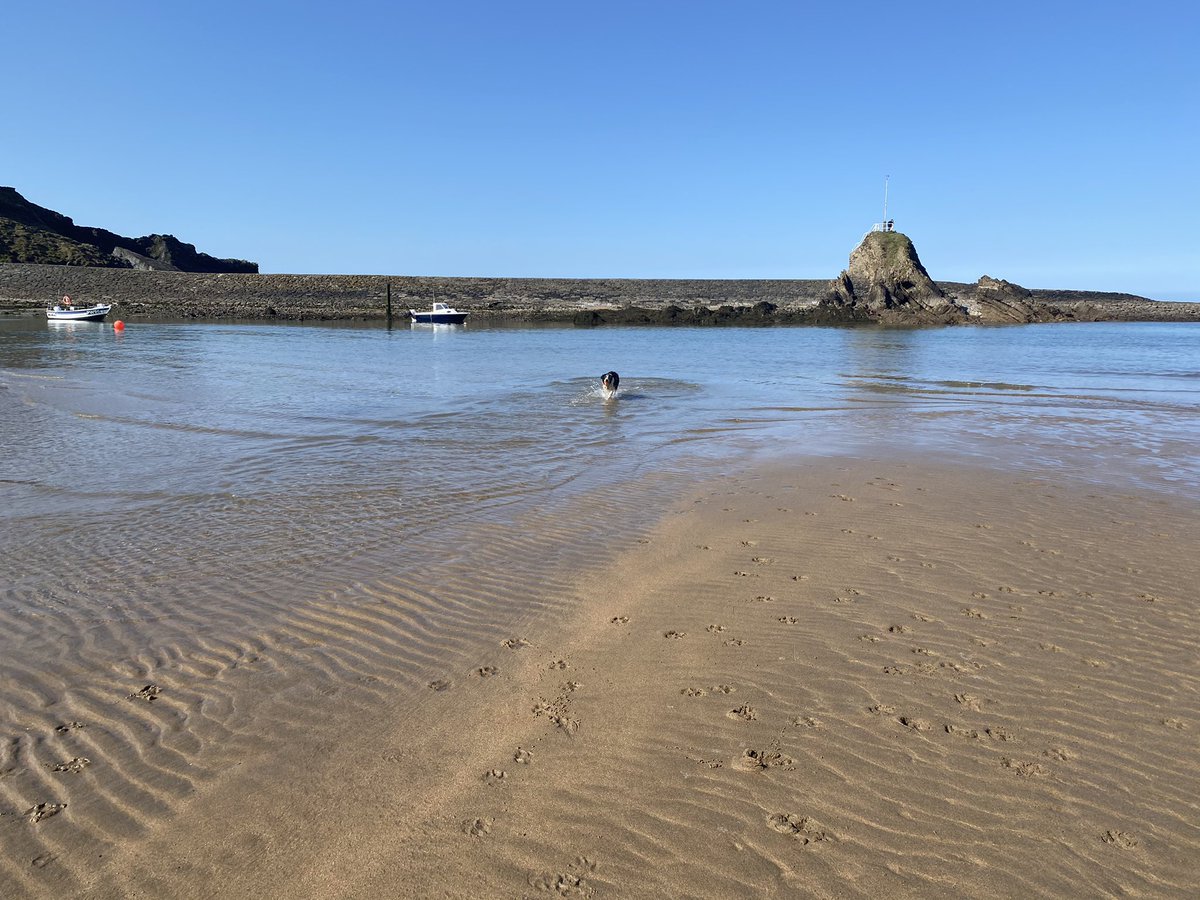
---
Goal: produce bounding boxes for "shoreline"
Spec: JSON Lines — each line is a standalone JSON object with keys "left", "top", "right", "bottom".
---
{"left": 8, "top": 453, "right": 1197, "bottom": 897}
{"left": 2, "top": 264, "right": 1197, "bottom": 324}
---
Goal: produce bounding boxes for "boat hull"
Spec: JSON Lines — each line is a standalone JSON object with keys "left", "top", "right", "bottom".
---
{"left": 47, "top": 305, "right": 112, "bottom": 322}
{"left": 409, "top": 312, "right": 468, "bottom": 324}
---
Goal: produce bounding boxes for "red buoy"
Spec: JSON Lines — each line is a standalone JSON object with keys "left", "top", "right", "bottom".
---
{"left": 113, "top": 320, "right": 125, "bottom": 331}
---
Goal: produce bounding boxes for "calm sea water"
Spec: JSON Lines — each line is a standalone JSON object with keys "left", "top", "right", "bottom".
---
{"left": 4, "top": 316, "right": 1197, "bottom": 633}
{"left": 2, "top": 316, "right": 1197, "bottom": 578}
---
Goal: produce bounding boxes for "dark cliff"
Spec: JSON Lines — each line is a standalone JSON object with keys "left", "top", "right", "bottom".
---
{"left": 0, "top": 187, "right": 258, "bottom": 273}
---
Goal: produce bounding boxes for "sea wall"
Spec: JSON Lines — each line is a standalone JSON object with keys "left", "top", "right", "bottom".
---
{"left": 0, "top": 265, "right": 830, "bottom": 321}
{"left": 1, "top": 264, "right": 1197, "bottom": 323}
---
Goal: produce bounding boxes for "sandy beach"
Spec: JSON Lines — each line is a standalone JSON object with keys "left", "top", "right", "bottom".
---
{"left": 6, "top": 454, "right": 1194, "bottom": 898}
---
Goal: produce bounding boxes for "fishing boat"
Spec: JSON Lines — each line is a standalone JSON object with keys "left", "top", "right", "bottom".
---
{"left": 47, "top": 295, "right": 112, "bottom": 322}
{"left": 409, "top": 302, "right": 468, "bottom": 325}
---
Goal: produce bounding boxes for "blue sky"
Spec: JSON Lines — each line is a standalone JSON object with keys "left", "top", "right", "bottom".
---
{"left": 6, "top": 1, "right": 1197, "bottom": 298}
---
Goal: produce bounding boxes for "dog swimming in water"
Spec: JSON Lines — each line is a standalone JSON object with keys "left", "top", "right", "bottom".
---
{"left": 600, "top": 371, "right": 620, "bottom": 398}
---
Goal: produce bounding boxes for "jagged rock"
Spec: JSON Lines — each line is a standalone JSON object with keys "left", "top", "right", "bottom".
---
{"left": 954, "top": 275, "right": 1038, "bottom": 323}
{"left": 822, "top": 231, "right": 962, "bottom": 321}
{"left": 111, "top": 246, "right": 179, "bottom": 271}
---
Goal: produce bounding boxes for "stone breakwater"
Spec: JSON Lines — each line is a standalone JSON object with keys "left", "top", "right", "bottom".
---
{"left": 1, "top": 264, "right": 1197, "bottom": 323}
{"left": 0, "top": 265, "right": 830, "bottom": 321}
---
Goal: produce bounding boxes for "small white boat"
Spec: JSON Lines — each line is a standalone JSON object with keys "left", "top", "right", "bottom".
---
{"left": 47, "top": 295, "right": 112, "bottom": 322}
{"left": 409, "top": 302, "right": 468, "bottom": 325}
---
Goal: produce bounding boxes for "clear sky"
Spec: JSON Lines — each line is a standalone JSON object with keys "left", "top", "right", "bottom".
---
{"left": 6, "top": 1, "right": 1197, "bottom": 298}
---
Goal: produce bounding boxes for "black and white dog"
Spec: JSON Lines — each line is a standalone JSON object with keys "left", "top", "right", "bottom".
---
{"left": 600, "top": 371, "right": 620, "bottom": 398}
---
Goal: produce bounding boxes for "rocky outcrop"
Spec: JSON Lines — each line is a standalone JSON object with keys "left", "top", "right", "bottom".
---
{"left": 822, "top": 231, "right": 964, "bottom": 322}
{"left": 953, "top": 276, "right": 1037, "bottom": 323}
{"left": 0, "top": 187, "right": 258, "bottom": 273}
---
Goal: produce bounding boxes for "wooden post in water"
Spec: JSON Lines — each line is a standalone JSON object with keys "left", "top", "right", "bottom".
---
{"left": 386, "top": 281, "right": 393, "bottom": 328}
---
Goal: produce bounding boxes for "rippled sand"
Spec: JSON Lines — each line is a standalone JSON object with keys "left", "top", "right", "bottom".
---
{"left": 3, "top": 456, "right": 1197, "bottom": 897}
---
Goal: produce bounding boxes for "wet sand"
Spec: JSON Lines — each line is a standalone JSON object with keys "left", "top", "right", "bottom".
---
{"left": 5, "top": 456, "right": 1199, "bottom": 898}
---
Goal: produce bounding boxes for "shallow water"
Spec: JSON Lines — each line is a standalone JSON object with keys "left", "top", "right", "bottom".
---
{"left": 1, "top": 316, "right": 1198, "bottom": 887}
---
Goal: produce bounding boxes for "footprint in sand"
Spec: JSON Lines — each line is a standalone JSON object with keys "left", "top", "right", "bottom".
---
{"left": 945, "top": 724, "right": 980, "bottom": 739}
{"left": 1162, "top": 718, "right": 1187, "bottom": 730}
{"left": 49, "top": 758, "right": 90, "bottom": 774}
{"left": 749, "top": 595, "right": 774, "bottom": 603}
{"left": 1102, "top": 830, "right": 1139, "bottom": 850}
{"left": 1000, "top": 757, "right": 1047, "bottom": 777}
{"left": 962, "top": 608, "right": 987, "bottom": 619}
{"left": 1039, "top": 642, "right": 1064, "bottom": 652}
{"left": 502, "top": 638, "right": 531, "bottom": 650}
{"left": 462, "top": 817, "right": 493, "bottom": 837}
{"left": 727, "top": 704, "right": 757, "bottom": 721}
{"left": 724, "top": 638, "right": 745, "bottom": 647}
{"left": 710, "top": 684, "right": 736, "bottom": 694}
{"left": 564, "top": 681, "right": 582, "bottom": 692}
{"left": 733, "top": 571, "right": 759, "bottom": 578}
{"left": 127, "top": 684, "right": 161, "bottom": 702}
{"left": 954, "top": 693, "right": 988, "bottom": 711}
{"left": 859, "top": 634, "right": 881, "bottom": 643}
{"left": 912, "top": 613, "right": 934, "bottom": 622}
{"left": 972, "top": 591, "right": 989, "bottom": 600}
{"left": 31, "top": 853, "right": 56, "bottom": 869}
{"left": 551, "top": 714, "right": 579, "bottom": 735}
{"left": 888, "top": 625, "right": 910, "bottom": 634}
{"left": 740, "top": 540, "right": 758, "bottom": 548}
{"left": 529, "top": 856, "right": 598, "bottom": 897}
{"left": 767, "top": 813, "right": 828, "bottom": 844}
{"left": 610, "top": 616, "right": 629, "bottom": 624}
{"left": 696, "top": 545, "right": 713, "bottom": 551}
{"left": 737, "top": 748, "right": 795, "bottom": 771}
{"left": 548, "top": 660, "right": 568, "bottom": 670}
{"left": 832, "top": 494, "right": 854, "bottom": 502}
{"left": 778, "top": 616, "right": 798, "bottom": 625}
{"left": 751, "top": 556, "right": 773, "bottom": 564}
{"left": 54, "top": 722, "right": 86, "bottom": 733}
{"left": 868, "top": 704, "right": 896, "bottom": 716}
{"left": 1044, "top": 748, "right": 1077, "bottom": 761}
{"left": 792, "top": 716, "right": 822, "bottom": 729}
{"left": 483, "top": 768, "right": 508, "bottom": 784}
{"left": 681, "top": 687, "right": 708, "bottom": 697}
{"left": 514, "top": 747, "right": 533, "bottom": 765}
{"left": 790, "top": 574, "right": 810, "bottom": 582}
{"left": 664, "top": 630, "right": 686, "bottom": 639}
{"left": 898, "top": 716, "right": 933, "bottom": 732}
{"left": 475, "top": 666, "right": 499, "bottom": 678}
{"left": 26, "top": 803, "right": 66, "bottom": 823}
{"left": 707, "top": 624, "right": 726, "bottom": 633}
{"left": 428, "top": 679, "right": 452, "bottom": 691}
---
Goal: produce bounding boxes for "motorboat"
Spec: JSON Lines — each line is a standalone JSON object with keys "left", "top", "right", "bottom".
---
{"left": 47, "top": 295, "right": 112, "bottom": 322}
{"left": 409, "top": 302, "right": 468, "bottom": 325}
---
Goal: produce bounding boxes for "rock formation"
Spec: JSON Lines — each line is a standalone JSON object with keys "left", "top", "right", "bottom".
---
{"left": 953, "top": 276, "right": 1038, "bottom": 323}
{"left": 823, "top": 231, "right": 964, "bottom": 322}
{"left": 0, "top": 187, "right": 257, "bottom": 273}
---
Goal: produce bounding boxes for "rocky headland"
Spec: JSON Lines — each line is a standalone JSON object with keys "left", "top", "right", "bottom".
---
{"left": 0, "top": 187, "right": 256, "bottom": 273}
